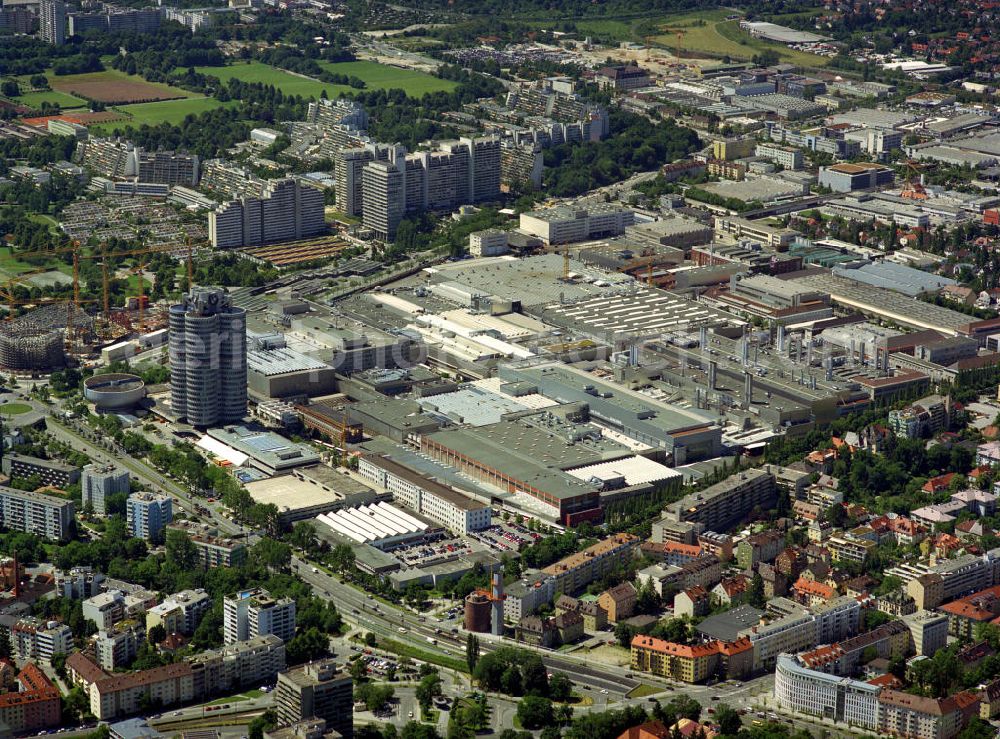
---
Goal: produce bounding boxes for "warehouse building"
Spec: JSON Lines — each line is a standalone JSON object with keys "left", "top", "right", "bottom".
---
{"left": 247, "top": 346, "right": 337, "bottom": 399}
{"left": 357, "top": 454, "right": 491, "bottom": 535}
{"left": 420, "top": 413, "right": 630, "bottom": 525}
{"left": 818, "top": 163, "right": 894, "bottom": 192}
{"left": 499, "top": 363, "right": 722, "bottom": 464}
{"left": 316, "top": 502, "right": 430, "bottom": 549}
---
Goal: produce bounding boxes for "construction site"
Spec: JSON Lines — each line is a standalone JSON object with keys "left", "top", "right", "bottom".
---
{"left": 0, "top": 239, "right": 197, "bottom": 373}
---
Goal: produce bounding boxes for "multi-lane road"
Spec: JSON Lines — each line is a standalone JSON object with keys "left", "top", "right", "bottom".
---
{"left": 291, "top": 556, "right": 776, "bottom": 711}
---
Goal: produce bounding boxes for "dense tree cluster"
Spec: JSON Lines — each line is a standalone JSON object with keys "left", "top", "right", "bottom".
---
{"left": 542, "top": 111, "right": 700, "bottom": 198}
{"left": 471, "top": 646, "right": 548, "bottom": 695}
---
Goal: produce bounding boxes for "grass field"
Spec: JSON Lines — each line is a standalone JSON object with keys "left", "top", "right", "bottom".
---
{"left": 573, "top": 19, "right": 639, "bottom": 42}
{"left": 652, "top": 9, "right": 829, "bottom": 67}
{"left": 194, "top": 61, "right": 347, "bottom": 99}
{"left": 0, "top": 403, "right": 32, "bottom": 416}
{"left": 11, "top": 90, "right": 87, "bottom": 109}
{"left": 90, "top": 97, "right": 237, "bottom": 133}
{"left": 627, "top": 684, "right": 663, "bottom": 699}
{"left": 194, "top": 60, "right": 455, "bottom": 101}
{"left": 319, "top": 60, "right": 457, "bottom": 96}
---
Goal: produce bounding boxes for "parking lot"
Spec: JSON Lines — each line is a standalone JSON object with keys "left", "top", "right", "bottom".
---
{"left": 394, "top": 536, "right": 475, "bottom": 569}
{"left": 470, "top": 521, "right": 542, "bottom": 553}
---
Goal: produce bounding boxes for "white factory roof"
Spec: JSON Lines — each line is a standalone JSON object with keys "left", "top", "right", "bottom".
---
{"left": 247, "top": 346, "right": 331, "bottom": 376}
{"left": 316, "top": 502, "right": 429, "bottom": 545}
{"left": 470, "top": 377, "right": 559, "bottom": 410}
{"left": 196, "top": 435, "right": 250, "bottom": 467}
{"left": 565, "top": 456, "right": 681, "bottom": 487}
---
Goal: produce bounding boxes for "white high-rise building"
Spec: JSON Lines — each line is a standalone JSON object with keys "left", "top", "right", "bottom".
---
{"left": 81, "top": 464, "right": 130, "bottom": 515}
{"left": 208, "top": 178, "right": 325, "bottom": 248}
{"left": 126, "top": 492, "right": 173, "bottom": 542}
{"left": 39, "top": 0, "right": 66, "bottom": 45}
{"left": 223, "top": 588, "right": 295, "bottom": 645}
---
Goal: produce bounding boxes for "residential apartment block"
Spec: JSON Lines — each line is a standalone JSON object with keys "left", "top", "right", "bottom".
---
{"left": 81, "top": 464, "right": 130, "bottom": 515}
{"left": 223, "top": 589, "right": 296, "bottom": 645}
{"left": 166, "top": 521, "right": 248, "bottom": 569}
{"left": 661, "top": 468, "right": 777, "bottom": 534}
{"left": 541, "top": 533, "right": 639, "bottom": 596}
{"left": 0, "top": 486, "right": 74, "bottom": 541}
{"left": 209, "top": 178, "right": 325, "bottom": 248}
{"left": 3, "top": 453, "right": 79, "bottom": 488}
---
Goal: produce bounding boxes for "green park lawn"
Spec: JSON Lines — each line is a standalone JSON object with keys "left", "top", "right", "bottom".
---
{"left": 318, "top": 60, "right": 457, "bottom": 96}
{"left": 194, "top": 61, "right": 348, "bottom": 99}
{"left": 91, "top": 97, "right": 237, "bottom": 133}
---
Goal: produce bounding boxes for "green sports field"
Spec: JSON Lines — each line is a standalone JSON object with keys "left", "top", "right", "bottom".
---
{"left": 11, "top": 90, "right": 87, "bottom": 109}
{"left": 194, "top": 61, "right": 347, "bottom": 99}
{"left": 194, "top": 60, "right": 456, "bottom": 101}
{"left": 90, "top": 97, "right": 237, "bottom": 133}
{"left": 318, "top": 60, "right": 457, "bottom": 96}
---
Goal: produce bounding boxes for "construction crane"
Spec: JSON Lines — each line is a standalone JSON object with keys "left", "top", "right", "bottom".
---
{"left": 0, "top": 268, "right": 54, "bottom": 317}
{"left": 6, "top": 238, "right": 197, "bottom": 330}
{"left": 131, "top": 260, "right": 148, "bottom": 334}
{"left": 900, "top": 159, "right": 928, "bottom": 200}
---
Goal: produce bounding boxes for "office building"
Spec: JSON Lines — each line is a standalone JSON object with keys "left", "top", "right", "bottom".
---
{"left": 168, "top": 287, "right": 247, "bottom": 427}
{"left": 755, "top": 143, "right": 803, "bottom": 169}
{"left": 126, "top": 492, "right": 172, "bottom": 542}
{"left": 357, "top": 454, "right": 490, "bottom": 535}
{"left": 818, "top": 163, "right": 894, "bottom": 192}
{"left": 81, "top": 464, "right": 130, "bottom": 516}
{"left": 276, "top": 661, "right": 353, "bottom": 739}
{"left": 3, "top": 452, "right": 79, "bottom": 488}
{"left": 39, "top": 0, "right": 66, "bottom": 44}
{"left": 519, "top": 204, "right": 635, "bottom": 245}
{"left": 774, "top": 655, "right": 881, "bottom": 732}
{"left": 223, "top": 588, "right": 296, "bottom": 645}
{"left": 208, "top": 178, "right": 325, "bottom": 248}
{"left": 0, "top": 486, "right": 74, "bottom": 541}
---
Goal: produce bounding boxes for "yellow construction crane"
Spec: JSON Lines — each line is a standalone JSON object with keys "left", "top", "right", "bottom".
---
{"left": 7, "top": 237, "right": 197, "bottom": 330}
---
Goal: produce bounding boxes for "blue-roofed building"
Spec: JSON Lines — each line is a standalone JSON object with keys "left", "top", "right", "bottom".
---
{"left": 204, "top": 425, "right": 321, "bottom": 475}
{"left": 832, "top": 260, "right": 956, "bottom": 297}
